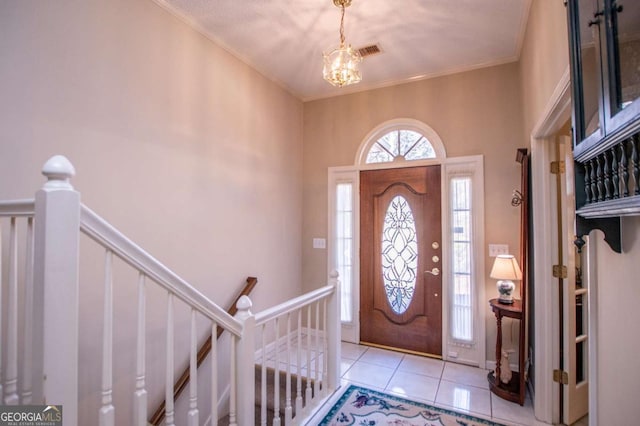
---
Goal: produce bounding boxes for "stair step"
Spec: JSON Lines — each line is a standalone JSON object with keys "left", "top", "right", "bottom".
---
{"left": 218, "top": 365, "right": 320, "bottom": 424}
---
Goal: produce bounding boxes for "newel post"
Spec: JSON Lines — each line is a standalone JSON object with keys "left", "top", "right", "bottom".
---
{"left": 326, "top": 270, "right": 341, "bottom": 391}
{"left": 32, "top": 155, "right": 80, "bottom": 425}
{"left": 234, "top": 295, "right": 255, "bottom": 426}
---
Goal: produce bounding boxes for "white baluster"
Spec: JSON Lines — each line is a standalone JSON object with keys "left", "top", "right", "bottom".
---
{"left": 285, "top": 313, "right": 292, "bottom": 424}
{"left": 99, "top": 250, "right": 115, "bottom": 426}
{"left": 322, "top": 299, "right": 328, "bottom": 396}
{"left": 273, "top": 317, "right": 281, "bottom": 426}
{"left": 295, "top": 310, "right": 302, "bottom": 414}
{"left": 133, "top": 273, "right": 147, "bottom": 426}
{"left": 314, "top": 301, "right": 320, "bottom": 398}
{"left": 165, "top": 293, "right": 175, "bottom": 426}
{"left": 4, "top": 217, "right": 19, "bottom": 405}
{"left": 260, "top": 324, "right": 267, "bottom": 426}
{"left": 305, "top": 306, "right": 312, "bottom": 405}
{"left": 326, "top": 271, "right": 341, "bottom": 391}
{"left": 229, "top": 335, "right": 237, "bottom": 426}
{"left": 187, "top": 309, "right": 199, "bottom": 426}
{"left": 210, "top": 321, "right": 218, "bottom": 426}
{"left": 34, "top": 155, "right": 80, "bottom": 418}
{"left": 21, "top": 217, "right": 35, "bottom": 404}
{"left": 234, "top": 295, "right": 255, "bottom": 426}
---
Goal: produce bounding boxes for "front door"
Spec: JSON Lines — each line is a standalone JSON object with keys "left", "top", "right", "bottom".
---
{"left": 360, "top": 166, "right": 442, "bottom": 356}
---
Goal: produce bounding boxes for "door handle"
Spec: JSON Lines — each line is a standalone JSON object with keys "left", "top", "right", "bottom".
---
{"left": 425, "top": 267, "right": 440, "bottom": 276}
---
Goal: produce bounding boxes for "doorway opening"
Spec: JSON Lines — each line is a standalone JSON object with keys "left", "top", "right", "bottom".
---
{"left": 530, "top": 70, "right": 591, "bottom": 424}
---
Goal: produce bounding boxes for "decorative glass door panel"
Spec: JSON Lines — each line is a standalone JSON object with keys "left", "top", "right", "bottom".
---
{"left": 381, "top": 195, "right": 418, "bottom": 314}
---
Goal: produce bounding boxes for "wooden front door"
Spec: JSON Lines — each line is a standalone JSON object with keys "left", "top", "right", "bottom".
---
{"left": 360, "top": 166, "right": 442, "bottom": 356}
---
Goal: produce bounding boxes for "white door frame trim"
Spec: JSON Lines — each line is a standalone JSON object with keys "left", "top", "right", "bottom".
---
{"left": 529, "top": 67, "right": 572, "bottom": 424}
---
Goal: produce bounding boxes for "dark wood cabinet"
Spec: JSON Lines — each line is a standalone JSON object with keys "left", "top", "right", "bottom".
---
{"left": 569, "top": 0, "right": 640, "bottom": 151}
{"left": 567, "top": 0, "right": 640, "bottom": 249}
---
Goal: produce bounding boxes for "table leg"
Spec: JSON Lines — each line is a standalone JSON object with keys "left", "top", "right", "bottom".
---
{"left": 495, "top": 313, "right": 502, "bottom": 384}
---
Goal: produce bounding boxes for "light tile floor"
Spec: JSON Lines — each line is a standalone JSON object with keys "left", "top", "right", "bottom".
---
{"left": 326, "top": 342, "right": 536, "bottom": 426}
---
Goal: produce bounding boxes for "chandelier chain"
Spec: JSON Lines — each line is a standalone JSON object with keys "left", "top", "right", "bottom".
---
{"left": 339, "top": 3, "right": 346, "bottom": 46}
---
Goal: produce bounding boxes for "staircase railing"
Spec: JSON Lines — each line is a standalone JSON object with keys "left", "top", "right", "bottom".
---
{"left": 0, "top": 199, "right": 37, "bottom": 407}
{"left": 253, "top": 277, "right": 340, "bottom": 425}
{"left": 149, "top": 276, "right": 258, "bottom": 426}
{"left": 0, "top": 155, "right": 340, "bottom": 426}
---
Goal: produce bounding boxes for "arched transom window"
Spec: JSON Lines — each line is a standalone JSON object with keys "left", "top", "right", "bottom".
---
{"left": 366, "top": 130, "right": 436, "bottom": 164}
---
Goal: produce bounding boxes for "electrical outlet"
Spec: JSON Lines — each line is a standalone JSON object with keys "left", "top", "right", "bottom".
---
{"left": 489, "top": 244, "right": 509, "bottom": 257}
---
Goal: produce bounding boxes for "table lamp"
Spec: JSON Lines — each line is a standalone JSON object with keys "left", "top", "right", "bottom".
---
{"left": 490, "top": 254, "right": 522, "bottom": 304}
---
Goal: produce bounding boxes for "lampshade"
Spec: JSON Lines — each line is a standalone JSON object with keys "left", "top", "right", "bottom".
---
{"left": 490, "top": 255, "right": 523, "bottom": 281}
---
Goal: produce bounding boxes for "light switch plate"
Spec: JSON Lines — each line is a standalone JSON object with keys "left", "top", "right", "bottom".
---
{"left": 313, "top": 238, "right": 326, "bottom": 249}
{"left": 489, "top": 244, "right": 509, "bottom": 257}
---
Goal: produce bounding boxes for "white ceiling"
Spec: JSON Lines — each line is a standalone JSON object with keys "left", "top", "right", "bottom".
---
{"left": 154, "top": 0, "right": 532, "bottom": 101}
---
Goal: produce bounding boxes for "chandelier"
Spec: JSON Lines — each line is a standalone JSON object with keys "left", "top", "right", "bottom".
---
{"left": 323, "top": 0, "right": 362, "bottom": 87}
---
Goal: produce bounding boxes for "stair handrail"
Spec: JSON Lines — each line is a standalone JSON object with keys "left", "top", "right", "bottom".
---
{"left": 0, "top": 199, "right": 36, "bottom": 216}
{"left": 148, "top": 276, "right": 259, "bottom": 426}
{"left": 254, "top": 284, "right": 334, "bottom": 326}
{"left": 79, "top": 204, "right": 242, "bottom": 336}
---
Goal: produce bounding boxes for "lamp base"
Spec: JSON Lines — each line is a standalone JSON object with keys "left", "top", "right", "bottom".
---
{"left": 497, "top": 279, "right": 515, "bottom": 304}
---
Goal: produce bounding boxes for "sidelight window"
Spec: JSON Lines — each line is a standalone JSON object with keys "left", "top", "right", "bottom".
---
{"left": 450, "top": 177, "right": 474, "bottom": 342}
{"left": 336, "top": 182, "right": 354, "bottom": 323}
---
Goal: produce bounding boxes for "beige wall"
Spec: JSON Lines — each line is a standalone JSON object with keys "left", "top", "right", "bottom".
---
{"left": 302, "top": 62, "right": 525, "bottom": 361}
{"left": 518, "top": 0, "right": 569, "bottom": 139}
{"left": 0, "top": 0, "right": 302, "bottom": 422}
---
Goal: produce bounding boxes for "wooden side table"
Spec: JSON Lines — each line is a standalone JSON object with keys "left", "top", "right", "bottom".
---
{"left": 487, "top": 298, "right": 526, "bottom": 405}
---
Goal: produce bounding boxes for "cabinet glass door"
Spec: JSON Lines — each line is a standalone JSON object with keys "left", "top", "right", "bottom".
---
{"left": 608, "top": 0, "right": 640, "bottom": 114}
{"left": 575, "top": 0, "right": 605, "bottom": 141}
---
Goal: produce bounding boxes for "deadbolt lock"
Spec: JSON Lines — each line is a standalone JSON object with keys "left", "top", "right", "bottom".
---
{"left": 431, "top": 242, "right": 440, "bottom": 249}
{"left": 432, "top": 255, "right": 440, "bottom": 263}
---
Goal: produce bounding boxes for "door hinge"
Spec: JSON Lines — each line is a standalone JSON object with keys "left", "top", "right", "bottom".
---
{"left": 553, "top": 265, "right": 568, "bottom": 278}
{"left": 550, "top": 161, "right": 566, "bottom": 174}
{"left": 553, "top": 369, "right": 569, "bottom": 384}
